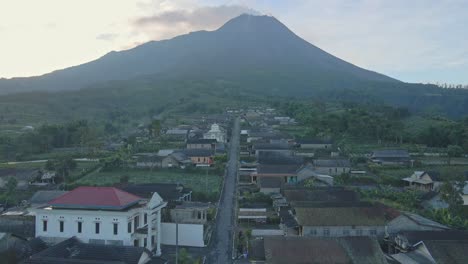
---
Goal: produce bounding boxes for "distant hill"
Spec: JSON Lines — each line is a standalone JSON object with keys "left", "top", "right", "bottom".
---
{"left": 0, "top": 14, "right": 467, "bottom": 118}
{"left": 0, "top": 14, "right": 396, "bottom": 93}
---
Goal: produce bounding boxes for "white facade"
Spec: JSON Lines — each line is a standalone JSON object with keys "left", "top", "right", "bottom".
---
{"left": 203, "top": 123, "right": 226, "bottom": 143}
{"left": 33, "top": 193, "right": 167, "bottom": 256}
{"left": 160, "top": 223, "right": 205, "bottom": 247}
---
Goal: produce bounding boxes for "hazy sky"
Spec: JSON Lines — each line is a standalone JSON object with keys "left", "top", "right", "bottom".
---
{"left": 1, "top": 0, "right": 467, "bottom": 84}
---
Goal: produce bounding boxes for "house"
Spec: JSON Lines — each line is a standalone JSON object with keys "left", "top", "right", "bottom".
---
{"left": 29, "top": 191, "right": 68, "bottom": 208}
{"left": 386, "top": 212, "right": 449, "bottom": 237}
{"left": 313, "top": 159, "right": 351, "bottom": 176}
{"left": 258, "top": 177, "right": 283, "bottom": 194}
{"left": 249, "top": 236, "right": 389, "bottom": 264}
{"left": 170, "top": 202, "right": 210, "bottom": 225}
{"left": 134, "top": 153, "right": 191, "bottom": 169}
{"left": 294, "top": 202, "right": 399, "bottom": 238}
{"left": 370, "top": 149, "right": 410, "bottom": 165}
{"left": 296, "top": 139, "right": 333, "bottom": 149}
{"left": 389, "top": 230, "right": 468, "bottom": 264}
{"left": 121, "top": 183, "right": 192, "bottom": 203}
{"left": 186, "top": 138, "right": 216, "bottom": 150}
{"left": 0, "top": 233, "right": 47, "bottom": 262}
{"left": 165, "top": 129, "right": 188, "bottom": 141}
{"left": 402, "top": 171, "right": 442, "bottom": 191}
{"left": 257, "top": 151, "right": 303, "bottom": 165}
{"left": 31, "top": 186, "right": 167, "bottom": 255}
{"left": 251, "top": 164, "right": 302, "bottom": 185}
{"left": 181, "top": 149, "right": 214, "bottom": 166}
{"left": 203, "top": 123, "right": 226, "bottom": 143}
{"left": 22, "top": 236, "right": 168, "bottom": 264}
{"left": 238, "top": 208, "right": 267, "bottom": 224}
{"left": 134, "top": 153, "right": 163, "bottom": 169}
{"left": 282, "top": 187, "right": 359, "bottom": 203}
{"left": 252, "top": 164, "right": 333, "bottom": 186}
{"left": 252, "top": 143, "right": 292, "bottom": 157}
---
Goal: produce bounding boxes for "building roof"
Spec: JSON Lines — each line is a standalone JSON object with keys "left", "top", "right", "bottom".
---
{"left": 186, "top": 138, "right": 217, "bottom": 144}
{"left": 297, "top": 139, "right": 333, "bottom": 145}
{"left": 423, "top": 240, "right": 468, "bottom": 264}
{"left": 29, "top": 191, "right": 68, "bottom": 206}
{"left": 22, "top": 237, "right": 149, "bottom": 264}
{"left": 258, "top": 236, "right": 388, "bottom": 264}
{"left": 397, "top": 230, "right": 468, "bottom": 246}
{"left": 314, "top": 159, "right": 351, "bottom": 168}
{"left": 282, "top": 187, "right": 359, "bottom": 203}
{"left": 294, "top": 202, "right": 399, "bottom": 226}
{"left": 257, "top": 151, "right": 303, "bottom": 165}
{"left": 180, "top": 149, "right": 214, "bottom": 157}
{"left": 258, "top": 177, "right": 283, "bottom": 189}
{"left": 121, "top": 183, "right": 191, "bottom": 201}
{"left": 48, "top": 187, "right": 143, "bottom": 210}
{"left": 371, "top": 149, "right": 410, "bottom": 158}
{"left": 255, "top": 164, "right": 302, "bottom": 176}
{"left": 396, "top": 212, "right": 449, "bottom": 230}
{"left": 165, "top": 129, "right": 188, "bottom": 135}
{"left": 253, "top": 143, "right": 290, "bottom": 150}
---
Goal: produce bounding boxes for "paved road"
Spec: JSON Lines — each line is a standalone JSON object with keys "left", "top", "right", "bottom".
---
{"left": 207, "top": 117, "right": 240, "bottom": 264}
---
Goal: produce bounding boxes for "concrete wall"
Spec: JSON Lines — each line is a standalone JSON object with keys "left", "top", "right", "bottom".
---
{"left": 160, "top": 223, "right": 205, "bottom": 247}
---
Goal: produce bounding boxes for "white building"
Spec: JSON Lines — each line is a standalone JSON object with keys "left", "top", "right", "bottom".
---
{"left": 31, "top": 186, "right": 167, "bottom": 256}
{"left": 203, "top": 123, "right": 226, "bottom": 143}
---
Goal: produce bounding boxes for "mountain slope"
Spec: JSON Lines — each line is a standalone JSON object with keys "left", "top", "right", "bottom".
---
{"left": 0, "top": 14, "right": 398, "bottom": 94}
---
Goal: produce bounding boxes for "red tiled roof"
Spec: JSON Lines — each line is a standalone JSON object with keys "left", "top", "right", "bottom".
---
{"left": 48, "top": 186, "right": 143, "bottom": 210}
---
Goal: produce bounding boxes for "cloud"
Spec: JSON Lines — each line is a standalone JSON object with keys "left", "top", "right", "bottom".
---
{"left": 96, "top": 33, "right": 118, "bottom": 41}
{"left": 132, "top": 5, "right": 259, "bottom": 40}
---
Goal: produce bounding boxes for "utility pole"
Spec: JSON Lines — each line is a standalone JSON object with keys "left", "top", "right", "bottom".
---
{"left": 175, "top": 213, "right": 179, "bottom": 264}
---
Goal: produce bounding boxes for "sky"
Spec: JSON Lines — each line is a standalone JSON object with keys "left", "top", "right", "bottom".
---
{"left": 1, "top": 0, "right": 467, "bottom": 84}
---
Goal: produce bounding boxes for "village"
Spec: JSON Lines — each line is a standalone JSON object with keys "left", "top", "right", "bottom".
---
{"left": 0, "top": 106, "right": 467, "bottom": 264}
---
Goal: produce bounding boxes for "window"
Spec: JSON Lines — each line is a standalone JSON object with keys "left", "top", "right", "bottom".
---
{"left": 77, "top": 222, "right": 82, "bottom": 233}
{"left": 342, "top": 168, "right": 345, "bottom": 173}
{"left": 134, "top": 216, "right": 139, "bottom": 229}
{"left": 143, "top": 238, "right": 147, "bottom": 247}
{"left": 95, "top": 223, "right": 100, "bottom": 234}
{"left": 134, "top": 240, "right": 139, "bottom": 247}
{"left": 370, "top": 229, "right": 377, "bottom": 236}
{"left": 323, "top": 228, "right": 330, "bottom": 236}
{"left": 43, "top": 221, "right": 47, "bottom": 232}
{"left": 128, "top": 222, "right": 132, "bottom": 233}
{"left": 356, "top": 229, "right": 363, "bottom": 236}
{"left": 151, "top": 236, "right": 155, "bottom": 245}
{"left": 197, "top": 211, "right": 202, "bottom": 219}
{"left": 59, "top": 221, "right": 64, "bottom": 232}
{"left": 309, "top": 229, "right": 317, "bottom": 236}
{"left": 144, "top": 214, "right": 147, "bottom": 225}
{"left": 343, "top": 229, "right": 350, "bottom": 236}
{"left": 113, "top": 223, "right": 118, "bottom": 235}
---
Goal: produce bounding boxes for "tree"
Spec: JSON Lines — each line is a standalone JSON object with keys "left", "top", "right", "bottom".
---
{"left": 44, "top": 159, "right": 55, "bottom": 171}
{"left": 54, "top": 157, "right": 77, "bottom": 183}
{"left": 440, "top": 181, "right": 464, "bottom": 214}
{"left": 447, "top": 145, "right": 464, "bottom": 165}
{"left": 6, "top": 177, "right": 17, "bottom": 195}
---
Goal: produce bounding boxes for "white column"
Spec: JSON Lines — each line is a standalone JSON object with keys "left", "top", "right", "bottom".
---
{"left": 146, "top": 210, "right": 153, "bottom": 251}
{"left": 156, "top": 211, "right": 162, "bottom": 256}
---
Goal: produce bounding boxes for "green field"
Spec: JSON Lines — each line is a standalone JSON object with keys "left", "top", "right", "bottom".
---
{"left": 74, "top": 169, "right": 223, "bottom": 194}
{"left": 372, "top": 165, "right": 468, "bottom": 182}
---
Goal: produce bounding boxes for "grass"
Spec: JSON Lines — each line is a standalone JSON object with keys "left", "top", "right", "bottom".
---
{"left": 74, "top": 168, "right": 223, "bottom": 194}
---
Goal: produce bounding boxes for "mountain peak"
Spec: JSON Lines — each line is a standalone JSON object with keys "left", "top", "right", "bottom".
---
{"left": 217, "top": 14, "right": 290, "bottom": 34}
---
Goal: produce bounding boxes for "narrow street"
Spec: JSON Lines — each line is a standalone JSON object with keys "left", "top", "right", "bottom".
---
{"left": 207, "top": 117, "right": 240, "bottom": 263}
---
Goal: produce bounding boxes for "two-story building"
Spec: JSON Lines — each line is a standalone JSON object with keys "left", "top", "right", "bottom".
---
{"left": 31, "top": 186, "right": 167, "bottom": 256}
